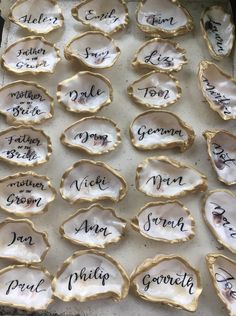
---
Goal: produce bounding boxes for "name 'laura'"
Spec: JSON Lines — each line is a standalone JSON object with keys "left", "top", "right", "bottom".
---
{"left": 146, "top": 174, "right": 186, "bottom": 190}
{"left": 70, "top": 176, "right": 110, "bottom": 192}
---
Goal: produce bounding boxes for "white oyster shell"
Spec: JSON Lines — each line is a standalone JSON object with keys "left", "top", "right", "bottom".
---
{"left": 130, "top": 254, "right": 202, "bottom": 312}
{"left": 199, "top": 61, "right": 236, "bottom": 120}
{"left": 57, "top": 71, "right": 112, "bottom": 114}
{"left": 60, "top": 160, "right": 127, "bottom": 203}
{"left": 60, "top": 204, "right": 126, "bottom": 248}
{"left": 0, "top": 126, "right": 52, "bottom": 167}
{"left": 132, "top": 38, "right": 187, "bottom": 72}
{"left": 136, "top": 156, "right": 207, "bottom": 198}
{"left": 206, "top": 253, "right": 236, "bottom": 316}
{"left": 52, "top": 250, "right": 129, "bottom": 302}
{"left": 2, "top": 36, "right": 60, "bottom": 74}
{"left": 61, "top": 116, "right": 121, "bottom": 155}
{"left": 0, "top": 218, "right": 49, "bottom": 263}
{"left": 131, "top": 201, "right": 195, "bottom": 243}
{"left": 0, "top": 265, "right": 53, "bottom": 311}
{"left": 136, "top": 0, "right": 193, "bottom": 37}
{"left": 127, "top": 71, "right": 181, "bottom": 109}
{"left": 203, "top": 130, "right": 236, "bottom": 185}
{"left": 0, "top": 81, "right": 53, "bottom": 125}
{"left": 72, "top": 0, "right": 129, "bottom": 34}
{"left": 65, "top": 31, "right": 120, "bottom": 69}
{"left": 130, "top": 110, "right": 194, "bottom": 152}
{"left": 0, "top": 172, "right": 56, "bottom": 217}
{"left": 203, "top": 190, "right": 236, "bottom": 254}
{"left": 200, "top": 6, "right": 235, "bottom": 59}
{"left": 9, "top": 0, "right": 64, "bottom": 34}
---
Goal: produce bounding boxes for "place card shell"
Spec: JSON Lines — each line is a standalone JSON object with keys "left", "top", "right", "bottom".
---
{"left": 127, "top": 71, "right": 181, "bottom": 109}
{"left": 130, "top": 110, "right": 195, "bottom": 152}
{"left": 198, "top": 61, "right": 236, "bottom": 120}
{"left": 131, "top": 200, "right": 195, "bottom": 243}
{"left": 64, "top": 31, "right": 120, "bottom": 69}
{"left": 1, "top": 36, "right": 60, "bottom": 75}
{"left": 57, "top": 71, "right": 113, "bottom": 114}
{"left": 60, "top": 204, "right": 126, "bottom": 248}
{"left": 9, "top": 0, "right": 64, "bottom": 34}
{"left": 52, "top": 250, "right": 129, "bottom": 302}
{"left": 136, "top": 0, "right": 193, "bottom": 37}
{"left": 0, "top": 171, "right": 56, "bottom": 217}
{"left": 0, "top": 80, "right": 54, "bottom": 125}
{"left": 203, "top": 130, "right": 236, "bottom": 185}
{"left": 61, "top": 116, "right": 121, "bottom": 155}
{"left": 60, "top": 159, "right": 127, "bottom": 204}
{"left": 130, "top": 254, "right": 202, "bottom": 312}
{"left": 0, "top": 125, "right": 52, "bottom": 167}
{"left": 0, "top": 218, "right": 50, "bottom": 263}
{"left": 71, "top": 0, "right": 129, "bottom": 34}
{"left": 132, "top": 38, "right": 187, "bottom": 73}
{"left": 136, "top": 156, "right": 207, "bottom": 199}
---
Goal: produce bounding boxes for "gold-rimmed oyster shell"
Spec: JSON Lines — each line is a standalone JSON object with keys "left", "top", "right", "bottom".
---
{"left": 132, "top": 38, "right": 187, "bottom": 73}
{"left": 61, "top": 116, "right": 121, "bottom": 155}
{"left": 71, "top": 0, "right": 129, "bottom": 34}
{"left": 57, "top": 71, "right": 113, "bottom": 114}
{"left": 0, "top": 218, "right": 49, "bottom": 263}
{"left": 60, "top": 159, "right": 127, "bottom": 204}
{"left": 136, "top": 0, "right": 193, "bottom": 37}
{"left": 52, "top": 250, "right": 129, "bottom": 302}
{"left": 130, "top": 254, "right": 202, "bottom": 312}
{"left": 206, "top": 253, "right": 236, "bottom": 316}
{"left": 0, "top": 80, "right": 54, "bottom": 125}
{"left": 9, "top": 0, "right": 64, "bottom": 34}
{"left": 200, "top": 6, "right": 235, "bottom": 59}
{"left": 198, "top": 61, "right": 236, "bottom": 120}
{"left": 0, "top": 265, "right": 53, "bottom": 311}
{"left": 64, "top": 31, "right": 120, "bottom": 69}
{"left": 2, "top": 36, "right": 60, "bottom": 75}
{"left": 127, "top": 70, "right": 181, "bottom": 109}
{"left": 136, "top": 156, "right": 207, "bottom": 199}
{"left": 0, "top": 171, "right": 56, "bottom": 217}
{"left": 0, "top": 125, "right": 52, "bottom": 167}
{"left": 131, "top": 200, "right": 195, "bottom": 243}
{"left": 130, "top": 110, "right": 194, "bottom": 152}
{"left": 203, "top": 130, "right": 236, "bottom": 185}
{"left": 60, "top": 204, "right": 126, "bottom": 248}
{"left": 203, "top": 189, "right": 236, "bottom": 254}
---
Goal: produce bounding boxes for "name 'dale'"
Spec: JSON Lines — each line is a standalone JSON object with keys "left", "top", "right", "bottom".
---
{"left": 137, "top": 125, "right": 184, "bottom": 141}
{"left": 7, "top": 232, "right": 35, "bottom": 247}
{"left": 5, "top": 278, "right": 46, "bottom": 296}
{"left": 146, "top": 174, "right": 186, "bottom": 190}
{"left": 66, "top": 84, "right": 105, "bottom": 103}
{"left": 215, "top": 267, "right": 236, "bottom": 300}
{"left": 70, "top": 176, "right": 110, "bottom": 192}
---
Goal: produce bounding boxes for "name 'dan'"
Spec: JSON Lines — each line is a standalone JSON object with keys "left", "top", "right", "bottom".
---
{"left": 146, "top": 174, "right": 186, "bottom": 190}
{"left": 70, "top": 176, "right": 110, "bottom": 192}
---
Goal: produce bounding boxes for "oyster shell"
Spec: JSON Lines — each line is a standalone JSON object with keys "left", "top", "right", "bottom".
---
{"left": 0, "top": 265, "right": 53, "bottom": 311}
{"left": 203, "top": 189, "right": 236, "bottom": 254}
{"left": 64, "top": 31, "right": 120, "bottom": 69}
{"left": 0, "top": 80, "right": 54, "bottom": 125}
{"left": 2, "top": 36, "right": 60, "bottom": 75}
{"left": 0, "top": 218, "right": 49, "bottom": 263}
{"left": 130, "top": 110, "right": 194, "bottom": 152}
{"left": 71, "top": 0, "right": 129, "bottom": 34}
{"left": 136, "top": 156, "right": 207, "bottom": 199}
{"left": 198, "top": 61, "right": 236, "bottom": 120}
{"left": 200, "top": 6, "right": 235, "bottom": 59}
{"left": 60, "top": 204, "right": 126, "bottom": 248}
{"left": 52, "top": 250, "right": 129, "bottom": 302}
{"left": 127, "top": 71, "right": 181, "bottom": 109}
{"left": 57, "top": 71, "right": 112, "bottom": 114}
{"left": 132, "top": 38, "right": 187, "bottom": 72}
{"left": 60, "top": 160, "right": 127, "bottom": 203}
{"left": 0, "top": 126, "right": 52, "bottom": 167}
{"left": 61, "top": 116, "right": 121, "bottom": 155}
{"left": 0, "top": 172, "right": 56, "bottom": 217}
{"left": 203, "top": 130, "right": 236, "bottom": 185}
{"left": 206, "top": 253, "right": 236, "bottom": 316}
{"left": 136, "top": 0, "right": 193, "bottom": 37}
{"left": 131, "top": 200, "right": 195, "bottom": 243}
{"left": 9, "top": 0, "right": 64, "bottom": 34}
{"left": 130, "top": 254, "right": 202, "bottom": 312}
